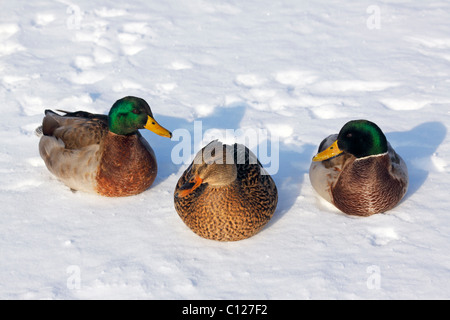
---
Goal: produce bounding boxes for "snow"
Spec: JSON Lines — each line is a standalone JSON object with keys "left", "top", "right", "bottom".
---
{"left": 1, "top": 0, "right": 450, "bottom": 300}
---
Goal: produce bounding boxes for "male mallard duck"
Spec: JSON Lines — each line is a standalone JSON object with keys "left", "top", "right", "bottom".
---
{"left": 309, "top": 119, "right": 408, "bottom": 216}
{"left": 174, "top": 140, "right": 278, "bottom": 241}
{"left": 36, "top": 96, "right": 172, "bottom": 197}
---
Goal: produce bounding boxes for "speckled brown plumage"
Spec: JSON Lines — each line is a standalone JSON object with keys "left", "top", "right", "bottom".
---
{"left": 42, "top": 110, "right": 108, "bottom": 147}
{"left": 174, "top": 142, "right": 278, "bottom": 241}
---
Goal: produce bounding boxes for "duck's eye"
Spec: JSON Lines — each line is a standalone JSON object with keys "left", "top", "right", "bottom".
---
{"left": 346, "top": 133, "right": 353, "bottom": 138}
{"left": 132, "top": 109, "right": 140, "bottom": 114}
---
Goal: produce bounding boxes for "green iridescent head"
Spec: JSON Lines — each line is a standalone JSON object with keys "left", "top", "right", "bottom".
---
{"left": 313, "top": 120, "right": 388, "bottom": 161}
{"left": 337, "top": 120, "right": 388, "bottom": 158}
{"left": 108, "top": 96, "right": 172, "bottom": 138}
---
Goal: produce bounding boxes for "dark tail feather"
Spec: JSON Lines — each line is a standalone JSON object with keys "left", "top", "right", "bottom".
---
{"left": 41, "top": 111, "right": 61, "bottom": 136}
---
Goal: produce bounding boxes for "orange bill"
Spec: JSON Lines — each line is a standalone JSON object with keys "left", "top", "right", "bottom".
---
{"left": 144, "top": 115, "right": 172, "bottom": 138}
{"left": 312, "top": 140, "right": 343, "bottom": 162}
{"left": 176, "top": 175, "right": 203, "bottom": 198}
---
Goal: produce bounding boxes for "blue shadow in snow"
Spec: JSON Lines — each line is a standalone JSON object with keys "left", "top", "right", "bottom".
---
{"left": 140, "top": 103, "right": 247, "bottom": 188}
{"left": 267, "top": 141, "right": 316, "bottom": 226}
{"left": 386, "top": 121, "right": 447, "bottom": 200}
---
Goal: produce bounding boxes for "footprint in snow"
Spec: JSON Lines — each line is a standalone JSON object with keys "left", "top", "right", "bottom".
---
{"left": 0, "top": 23, "right": 25, "bottom": 56}
{"left": 368, "top": 227, "right": 399, "bottom": 246}
{"left": 118, "top": 22, "right": 156, "bottom": 56}
{"left": 274, "top": 70, "right": 318, "bottom": 87}
{"left": 169, "top": 61, "right": 193, "bottom": 70}
{"left": 380, "top": 98, "right": 431, "bottom": 111}
{"left": 235, "top": 73, "right": 267, "bottom": 88}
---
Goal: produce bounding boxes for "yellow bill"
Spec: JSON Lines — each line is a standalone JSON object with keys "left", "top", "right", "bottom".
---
{"left": 144, "top": 115, "right": 172, "bottom": 138}
{"left": 312, "top": 140, "right": 343, "bottom": 162}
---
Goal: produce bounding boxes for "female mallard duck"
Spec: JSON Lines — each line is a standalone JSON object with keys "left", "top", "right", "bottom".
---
{"left": 174, "top": 140, "right": 278, "bottom": 241}
{"left": 37, "top": 96, "right": 172, "bottom": 197}
{"left": 309, "top": 119, "right": 408, "bottom": 216}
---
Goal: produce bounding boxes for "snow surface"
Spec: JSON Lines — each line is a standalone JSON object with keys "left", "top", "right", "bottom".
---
{"left": 1, "top": 0, "right": 450, "bottom": 300}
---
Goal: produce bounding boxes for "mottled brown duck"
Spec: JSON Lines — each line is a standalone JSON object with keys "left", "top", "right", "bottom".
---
{"left": 309, "top": 119, "right": 408, "bottom": 216}
{"left": 36, "top": 96, "right": 172, "bottom": 197}
{"left": 174, "top": 140, "right": 278, "bottom": 241}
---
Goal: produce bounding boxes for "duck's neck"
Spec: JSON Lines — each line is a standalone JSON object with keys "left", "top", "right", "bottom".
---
{"left": 354, "top": 152, "right": 388, "bottom": 162}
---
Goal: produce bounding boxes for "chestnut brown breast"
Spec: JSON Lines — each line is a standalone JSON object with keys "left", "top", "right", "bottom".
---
{"left": 96, "top": 132, "right": 157, "bottom": 197}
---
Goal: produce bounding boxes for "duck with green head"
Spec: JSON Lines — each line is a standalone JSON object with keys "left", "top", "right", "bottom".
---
{"left": 37, "top": 96, "right": 172, "bottom": 197}
{"left": 309, "top": 120, "right": 408, "bottom": 216}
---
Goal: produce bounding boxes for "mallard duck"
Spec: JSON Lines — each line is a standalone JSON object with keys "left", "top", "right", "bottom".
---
{"left": 309, "top": 119, "right": 408, "bottom": 216}
{"left": 36, "top": 96, "right": 172, "bottom": 197}
{"left": 174, "top": 140, "right": 278, "bottom": 241}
